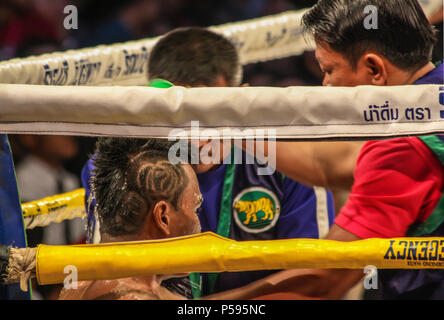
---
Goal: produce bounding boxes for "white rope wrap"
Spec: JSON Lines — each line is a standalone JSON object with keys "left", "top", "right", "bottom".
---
{"left": 21, "top": 189, "right": 86, "bottom": 229}
{"left": 0, "top": 84, "right": 442, "bottom": 139}
{"left": 23, "top": 207, "right": 85, "bottom": 230}
{"left": 6, "top": 247, "right": 37, "bottom": 292}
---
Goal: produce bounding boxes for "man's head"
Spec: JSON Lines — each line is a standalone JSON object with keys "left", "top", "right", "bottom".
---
{"left": 302, "top": 0, "right": 438, "bottom": 86}
{"left": 92, "top": 138, "right": 202, "bottom": 242}
{"left": 148, "top": 27, "right": 243, "bottom": 172}
{"left": 148, "top": 27, "right": 242, "bottom": 87}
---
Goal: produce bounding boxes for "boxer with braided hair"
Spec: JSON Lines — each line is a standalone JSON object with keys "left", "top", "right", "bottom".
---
{"left": 59, "top": 138, "right": 203, "bottom": 299}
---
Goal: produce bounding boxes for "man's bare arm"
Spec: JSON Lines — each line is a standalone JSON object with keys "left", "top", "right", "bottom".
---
{"left": 242, "top": 141, "right": 364, "bottom": 190}
{"left": 203, "top": 224, "right": 365, "bottom": 300}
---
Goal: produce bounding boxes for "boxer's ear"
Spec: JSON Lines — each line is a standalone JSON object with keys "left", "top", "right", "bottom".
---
{"left": 151, "top": 200, "right": 173, "bottom": 237}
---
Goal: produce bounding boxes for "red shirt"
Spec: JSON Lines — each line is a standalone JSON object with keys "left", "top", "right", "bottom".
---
{"left": 335, "top": 137, "right": 444, "bottom": 239}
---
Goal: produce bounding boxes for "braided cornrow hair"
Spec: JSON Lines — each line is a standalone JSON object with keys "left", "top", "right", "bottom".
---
{"left": 92, "top": 138, "right": 189, "bottom": 236}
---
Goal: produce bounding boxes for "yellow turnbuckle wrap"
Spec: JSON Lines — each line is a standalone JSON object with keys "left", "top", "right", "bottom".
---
{"left": 36, "top": 232, "right": 444, "bottom": 285}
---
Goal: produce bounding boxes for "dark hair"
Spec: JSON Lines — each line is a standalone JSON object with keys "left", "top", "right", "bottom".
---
{"left": 302, "top": 0, "right": 438, "bottom": 72}
{"left": 92, "top": 138, "right": 189, "bottom": 236}
{"left": 148, "top": 27, "right": 242, "bottom": 87}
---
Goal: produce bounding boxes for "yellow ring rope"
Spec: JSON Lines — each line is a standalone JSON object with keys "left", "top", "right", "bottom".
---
{"left": 36, "top": 232, "right": 444, "bottom": 285}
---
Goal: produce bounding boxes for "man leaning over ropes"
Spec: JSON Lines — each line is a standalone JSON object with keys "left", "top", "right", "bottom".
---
{"left": 208, "top": 0, "right": 444, "bottom": 300}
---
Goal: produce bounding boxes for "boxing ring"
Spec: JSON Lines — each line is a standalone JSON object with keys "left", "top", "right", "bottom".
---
{"left": 1, "top": 2, "right": 444, "bottom": 294}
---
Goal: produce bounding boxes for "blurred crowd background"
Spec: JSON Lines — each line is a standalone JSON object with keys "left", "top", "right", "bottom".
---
{"left": 0, "top": 0, "right": 442, "bottom": 299}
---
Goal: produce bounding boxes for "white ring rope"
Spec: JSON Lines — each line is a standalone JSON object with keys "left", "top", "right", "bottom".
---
{"left": 0, "top": 84, "right": 442, "bottom": 139}
{"left": 23, "top": 207, "right": 85, "bottom": 230}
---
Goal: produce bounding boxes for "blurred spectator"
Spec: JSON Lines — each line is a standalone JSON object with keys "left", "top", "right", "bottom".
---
{"left": 15, "top": 135, "right": 86, "bottom": 299}
{"left": 16, "top": 135, "right": 85, "bottom": 246}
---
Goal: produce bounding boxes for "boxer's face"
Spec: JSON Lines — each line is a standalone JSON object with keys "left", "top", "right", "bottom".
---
{"left": 169, "top": 164, "right": 203, "bottom": 236}
{"left": 315, "top": 42, "right": 374, "bottom": 87}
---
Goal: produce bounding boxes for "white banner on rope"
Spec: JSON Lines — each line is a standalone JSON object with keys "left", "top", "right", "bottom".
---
{"left": 0, "top": 10, "right": 309, "bottom": 87}
{"left": 0, "top": 84, "right": 442, "bottom": 139}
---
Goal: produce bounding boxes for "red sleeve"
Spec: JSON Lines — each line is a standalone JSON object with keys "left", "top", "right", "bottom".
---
{"left": 335, "top": 137, "right": 444, "bottom": 239}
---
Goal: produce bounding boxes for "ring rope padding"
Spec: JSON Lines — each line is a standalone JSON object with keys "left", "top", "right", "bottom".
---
{"left": 36, "top": 232, "right": 444, "bottom": 285}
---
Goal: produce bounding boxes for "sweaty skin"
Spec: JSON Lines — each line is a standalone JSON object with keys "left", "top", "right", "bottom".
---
{"left": 242, "top": 140, "right": 365, "bottom": 190}
{"left": 59, "top": 275, "right": 187, "bottom": 300}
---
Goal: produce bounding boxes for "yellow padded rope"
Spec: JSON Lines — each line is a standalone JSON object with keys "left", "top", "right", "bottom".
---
{"left": 36, "top": 232, "right": 444, "bottom": 285}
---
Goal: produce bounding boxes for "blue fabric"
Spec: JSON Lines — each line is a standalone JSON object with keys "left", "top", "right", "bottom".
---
{"left": 198, "top": 148, "right": 334, "bottom": 293}
{"left": 413, "top": 61, "right": 443, "bottom": 85}
{"left": 197, "top": 150, "right": 335, "bottom": 240}
{"left": 379, "top": 61, "right": 444, "bottom": 299}
{"left": 195, "top": 163, "right": 226, "bottom": 234}
{"left": 0, "top": 135, "right": 30, "bottom": 300}
{"left": 81, "top": 158, "right": 96, "bottom": 244}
